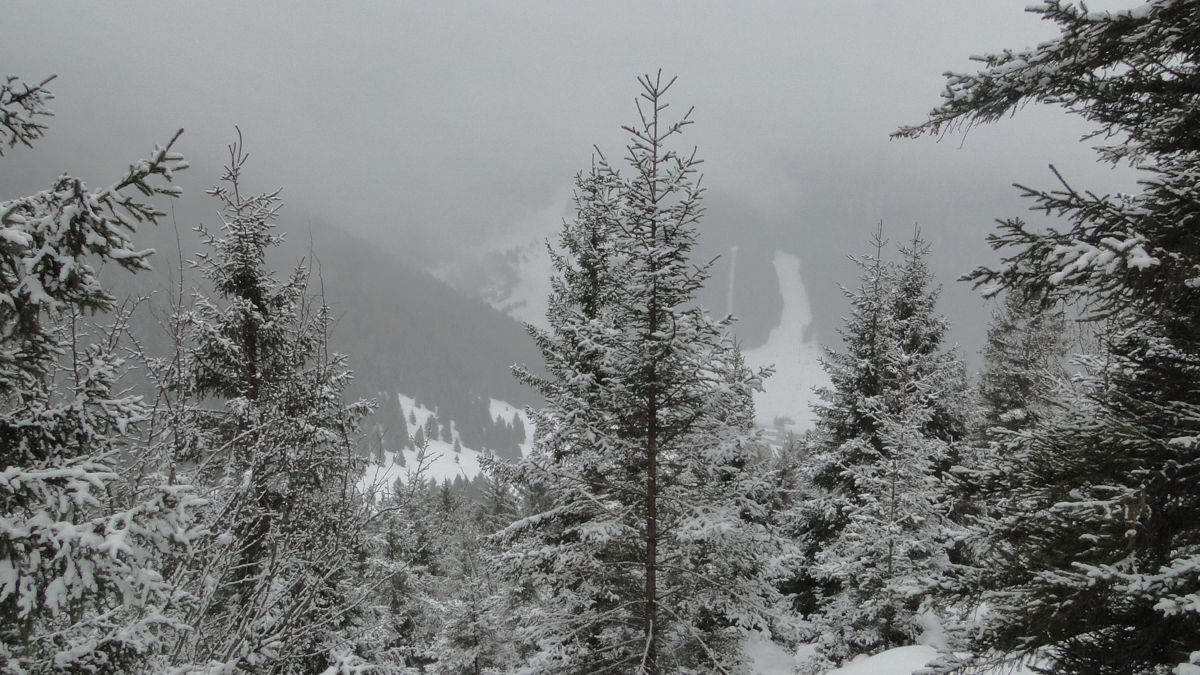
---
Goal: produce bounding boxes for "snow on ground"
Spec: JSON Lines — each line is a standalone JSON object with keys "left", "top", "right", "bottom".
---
{"left": 826, "top": 646, "right": 940, "bottom": 675}
{"left": 827, "top": 646, "right": 1040, "bottom": 675}
{"left": 742, "top": 639, "right": 1042, "bottom": 675}
{"left": 743, "top": 632, "right": 803, "bottom": 673}
{"left": 495, "top": 241, "right": 553, "bottom": 327}
{"left": 360, "top": 394, "right": 532, "bottom": 498}
{"left": 432, "top": 194, "right": 564, "bottom": 328}
{"left": 744, "top": 250, "right": 827, "bottom": 432}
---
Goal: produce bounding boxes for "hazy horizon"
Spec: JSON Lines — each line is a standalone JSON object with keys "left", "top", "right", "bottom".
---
{"left": 2, "top": 2, "right": 1143, "bottom": 358}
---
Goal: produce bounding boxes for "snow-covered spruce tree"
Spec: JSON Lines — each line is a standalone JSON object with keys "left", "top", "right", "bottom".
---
{"left": 0, "top": 75, "right": 202, "bottom": 671}
{"left": 937, "top": 292, "right": 1072, "bottom": 607}
{"left": 492, "top": 72, "right": 788, "bottom": 674}
{"left": 976, "top": 292, "right": 1069, "bottom": 436}
{"left": 162, "top": 132, "right": 379, "bottom": 672}
{"left": 889, "top": 232, "right": 970, "bottom": 458}
{"left": 358, "top": 462, "right": 447, "bottom": 669}
{"left": 783, "top": 228, "right": 892, "bottom": 637}
{"left": 359, "top": 462, "right": 519, "bottom": 673}
{"left": 799, "top": 227, "right": 968, "bottom": 663}
{"left": 898, "top": 2, "right": 1200, "bottom": 672}
{"left": 949, "top": 292, "right": 1071, "bottom": 564}
{"left": 425, "top": 485, "right": 516, "bottom": 675}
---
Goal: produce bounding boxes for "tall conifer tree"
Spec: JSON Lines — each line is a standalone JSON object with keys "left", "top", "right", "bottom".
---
{"left": 0, "top": 75, "right": 201, "bottom": 672}
{"left": 977, "top": 292, "right": 1070, "bottom": 436}
{"left": 800, "top": 227, "right": 967, "bottom": 663}
{"left": 162, "top": 132, "right": 379, "bottom": 672}
{"left": 900, "top": 2, "right": 1200, "bottom": 672}
{"left": 494, "top": 73, "right": 787, "bottom": 674}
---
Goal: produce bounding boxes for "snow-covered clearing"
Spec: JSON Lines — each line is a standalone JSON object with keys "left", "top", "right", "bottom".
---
{"left": 744, "top": 250, "right": 827, "bottom": 431}
{"left": 489, "top": 396, "right": 534, "bottom": 454}
{"left": 359, "top": 394, "right": 533, "bottom": 497}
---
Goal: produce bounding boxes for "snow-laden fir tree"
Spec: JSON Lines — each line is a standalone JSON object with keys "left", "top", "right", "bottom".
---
{"left": 780, "top": 229, "right": 892, "bottom": 640}
{"left": 361, "top": 464, "right": 520, "bottom": 673}
{"left": 938, "top": 292, "right": 1073, "bottom": 608}
{"left": 799, "top": 227, "right": 968, "bottom": 664}
{"left": 0, "top": 75, "right": 203, "bottom": 672}
{"left": 976, "top": 292, "right": 1069, "bottom": 436}
{"left": 425, "top": 482, "right": 516, "bottom": 675}
{"left": 491, "top": 72, "right": 789, "bottom": 674}
{"left": 361, "top": 468, "right": 448, "bottom": 669}
{"left": 158, "top": 132, "right": 380, "bottom": 672}
{"left": 899, "top": 1, "right": 1200, "bottom": 672}
{"left": 948, "top": 292, "right": 1072, "bottom": 576}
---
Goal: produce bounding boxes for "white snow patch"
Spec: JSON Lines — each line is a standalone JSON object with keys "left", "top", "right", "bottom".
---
{"left": 827, "top": 645, "right": 940, "bottom": 675}
{"left": 501, "top": 243, "right": 554, "bottom": 327}
{"left": 489, "top": 398, "right": 534, "bottom": 457}
{"left": 744, "top": 250, "right": 827, "bottom": 432}
{"left": 431, "top": 190, "right": 568, "bottom": 328}
{"left": 360, "top": 394, "right": 532, "bottom": 498}
{"left": 743, "top": 638, "right": 1046, "bottom": 675}
{"left": 742, "top": 631, "right": 799, "bottom": 673}
{"left": 824, "top": 644, "right": 1040, "bottom": 675}
{"left": 914, "top": 610, "right": 949, "bottom": 651}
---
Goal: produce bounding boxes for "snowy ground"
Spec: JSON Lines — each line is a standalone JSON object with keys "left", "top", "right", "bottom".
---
{"left": 825, "top": 646, "right": 943, "bottom": 675}
{"left": 743, "top": 639, "right": 1040, "bottom": 675}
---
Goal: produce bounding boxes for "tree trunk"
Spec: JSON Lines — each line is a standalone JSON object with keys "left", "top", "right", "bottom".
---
{"left": 644, "top": 387, "right": 658, "bottom": 674}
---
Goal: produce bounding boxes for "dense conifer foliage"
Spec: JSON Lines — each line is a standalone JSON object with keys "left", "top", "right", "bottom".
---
{"left": 492, "top": 73, "right": 789, "bottom": 674}
{"left": 975, "top": 293, "right": 1070, "bottom": 436}
{"left": 11, "top": 5, "right": 1200, "bottom": 666}
{"left": 0, "top": 75, "right": 201, "bottom": 672}
{"left": 901, "top": 1, "right": 1200, "bottom": 672}
{"left": 155, "top": 133, "right": 381, "bottom": 672}
{"left": 796, "top": 227, "right": 968, "bottom": 665}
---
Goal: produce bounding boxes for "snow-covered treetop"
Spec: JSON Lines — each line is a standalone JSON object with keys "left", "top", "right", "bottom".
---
{"left": 194, "top": 127, "right": 287, "bottom": 305}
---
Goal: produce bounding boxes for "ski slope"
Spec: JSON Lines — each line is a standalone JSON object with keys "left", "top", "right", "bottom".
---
{"left": 360, "top": 394, "right": 532, "bottom": 498}
{"left": 744, "top": 250, "right": 827, "bottom": 431}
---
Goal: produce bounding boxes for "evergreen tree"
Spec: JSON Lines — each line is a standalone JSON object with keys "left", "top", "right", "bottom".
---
{"left": 951, "top": 292, "right": 1072, "bottom": 567}
{"left": 900, "top": 2, "right": 1200, "bottom": 672}
{"left": 492, "top": 73, "right": 788, "bottom": 674}
{"left": 889, "top": 232, "right": 971, "bottom": 461}
{"left": 0, "top": 75, "right": 202, "bottom": 672}
{"left": 162, "top": 132, "right": 380, "bottom": 672}
{"left": 799, "top": 227, "right": 968, "bottom": 663}
{"left": 977, "top": 292, "right": 1069, "bottom": 435}
{"left": 365, "top": 470, "right": 458, "bottom": 669}
{"left": 426, "top": 487, "right": 516, "bottom": 675}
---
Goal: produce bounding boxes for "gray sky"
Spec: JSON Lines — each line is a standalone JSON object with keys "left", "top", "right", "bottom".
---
{"left": 2, "top": 1, "right": 1140, "bottom": 353}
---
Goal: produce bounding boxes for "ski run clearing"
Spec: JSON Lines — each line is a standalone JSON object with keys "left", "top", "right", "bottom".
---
{"left": 360, "top": 394, "right": 533, "bottom": 494}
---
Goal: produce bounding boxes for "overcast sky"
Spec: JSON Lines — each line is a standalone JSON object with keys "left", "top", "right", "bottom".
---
{"left": 2, "top": 1, "right": 1141, "bottom": 351}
